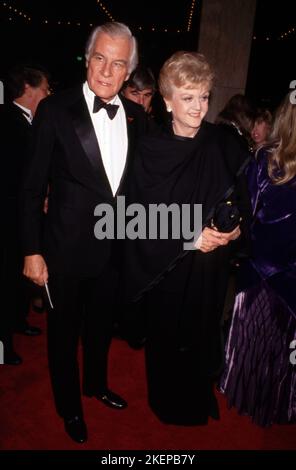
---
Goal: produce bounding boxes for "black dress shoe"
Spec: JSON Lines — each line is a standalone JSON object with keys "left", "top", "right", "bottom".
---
{"left": 4, "top": 350, "right": 22, "bottom": 365}
{"left": 15, "top": 325, "right": 42, "bottom": 336}
{"left": 127, "top": 336, "right": 146, "bottom": 350}
{"left": 93, "top": 389, "right": 127, "bottom": 409}
{"left": 64, "top": 416, "right": 87, "bottom": 444}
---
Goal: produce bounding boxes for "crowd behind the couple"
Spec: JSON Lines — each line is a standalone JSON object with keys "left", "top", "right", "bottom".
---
{"left": 0, "top": 21, "right": 295, "bottom": 444}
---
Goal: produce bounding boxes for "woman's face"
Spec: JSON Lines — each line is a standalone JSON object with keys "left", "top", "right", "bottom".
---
{"left": 251, "top": 119, "right": 271, "bottom": 147}
{"left": 165, "top": 82, "right": 210, "bottom": 138}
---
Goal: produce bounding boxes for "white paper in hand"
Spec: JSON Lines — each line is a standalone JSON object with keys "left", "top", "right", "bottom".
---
{"left": 44, "top": 282, "right": 54, "bottom": 309}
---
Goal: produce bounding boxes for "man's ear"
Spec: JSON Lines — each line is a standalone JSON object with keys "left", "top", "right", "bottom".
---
{"left": 124, "top": 73, "right": 130, "bottom": 82}
{"left": 24, "top": 83, "right": 33, "bottom": 97}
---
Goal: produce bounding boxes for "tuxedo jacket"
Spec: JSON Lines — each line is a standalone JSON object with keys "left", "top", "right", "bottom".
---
{"left": 0, "top": 103, "right": 32, "bottom": 267}
{"left": 21, "top": 86, "right": 148, "bottom": 277}
{"left": 0, "top": 103, "right": 31, "bottom": 202}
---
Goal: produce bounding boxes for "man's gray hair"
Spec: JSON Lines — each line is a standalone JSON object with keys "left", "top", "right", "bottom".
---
{"left": 85, "top": 22, "right": 138, "bottom": 74}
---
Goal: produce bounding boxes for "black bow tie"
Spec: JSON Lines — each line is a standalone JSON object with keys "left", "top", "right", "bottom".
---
{"left": 93, "top": 96, "right": 119, "bottom": 120}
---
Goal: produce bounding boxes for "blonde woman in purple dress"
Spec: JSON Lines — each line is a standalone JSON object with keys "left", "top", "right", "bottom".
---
{"left": 220, "top": 93, "right": 296, "bottom": 426}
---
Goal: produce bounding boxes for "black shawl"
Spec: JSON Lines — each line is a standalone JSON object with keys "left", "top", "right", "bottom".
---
{"left": 124, "top": 120, "right": 250, "bottom": 302}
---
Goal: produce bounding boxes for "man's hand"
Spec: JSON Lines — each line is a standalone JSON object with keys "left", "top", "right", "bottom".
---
{"left": 23, "top": 255, "right": 48, "bottom": 286}
{"left": 195, "top": 225, "right": 241, "bottom": 253}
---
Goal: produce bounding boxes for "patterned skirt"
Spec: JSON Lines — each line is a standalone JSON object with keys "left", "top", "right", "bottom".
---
{"left": 220, "top": 280, "right": 296, "bottom": 427}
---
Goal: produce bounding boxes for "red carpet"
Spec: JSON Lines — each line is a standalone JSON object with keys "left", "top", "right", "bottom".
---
{"left": 0, "top": 309, "right": 296, "bottom": 451}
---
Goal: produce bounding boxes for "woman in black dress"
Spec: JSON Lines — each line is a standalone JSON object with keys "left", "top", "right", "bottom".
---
{"left": 126, "top": 51, "right": 250, "bottom": 425}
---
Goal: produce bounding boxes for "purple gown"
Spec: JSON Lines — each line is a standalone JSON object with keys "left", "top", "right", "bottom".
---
{"left": 220, "top": 147, "right": 296, "bottom": 426}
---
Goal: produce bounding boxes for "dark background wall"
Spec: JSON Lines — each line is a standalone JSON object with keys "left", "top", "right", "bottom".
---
{"left": 0, "top": 0, "right": 295, "bottom": 110}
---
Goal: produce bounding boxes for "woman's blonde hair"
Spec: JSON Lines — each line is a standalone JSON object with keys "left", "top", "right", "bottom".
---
{"left": 268, "top": 94, "right": 296, "bottom": 185}
{"left": 158, "top": 51, "right": 214, "bottom": 99}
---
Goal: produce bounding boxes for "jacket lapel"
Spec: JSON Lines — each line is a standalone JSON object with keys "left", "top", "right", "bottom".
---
{"left": 68, "top": 92, "right": 112, "bottom": 194}
{"left": 115, "top": 96, "right": 137, "bottom": 196}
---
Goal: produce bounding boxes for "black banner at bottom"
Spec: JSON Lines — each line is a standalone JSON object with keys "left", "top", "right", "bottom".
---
{"left": 0, "top": 450, "right": 295, "bottom": 465}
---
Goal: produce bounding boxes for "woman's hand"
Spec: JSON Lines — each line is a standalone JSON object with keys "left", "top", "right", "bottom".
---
{"left": 194, "top": 225, "right": 241, "bottom": 253}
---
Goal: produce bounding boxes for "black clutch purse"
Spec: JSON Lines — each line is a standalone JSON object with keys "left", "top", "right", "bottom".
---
{"left": 210, "top": 200, "right": 241, "bottom": 233}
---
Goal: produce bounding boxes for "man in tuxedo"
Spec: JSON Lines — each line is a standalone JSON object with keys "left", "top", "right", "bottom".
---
{"left": 0, "top": 65, "right": 50, "bottom": 365}
{"left": 21, "top": 22, "right": 147, "bottom": 443}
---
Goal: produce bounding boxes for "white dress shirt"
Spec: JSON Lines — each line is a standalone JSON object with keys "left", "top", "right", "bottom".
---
{"left": 83, "top": 82, "right": 128, "bottom": 196}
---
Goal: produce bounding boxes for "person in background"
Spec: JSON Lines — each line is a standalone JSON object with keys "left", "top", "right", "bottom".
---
{"left": 251, "top": 107, "right": 273, "bottom": 151}
{"left": 21, "top": 22, "right": 147, "bottom": 443}
{"left": 121, "top": 64, "right": 156, "bottom": 114}
{"left": 216, "top": 93, "right": 255, "bottom": 153}
{"left": 215, "top": 94, "right": 254, "bottom": 329}
{"left": 125, "top": 51, "right": 250, "bottom": 425}
{"left": 0, "top": 64, "right": 50, "bottom": 365}
{"left": 220, "top": 93, "right": 296, "bottom": 427}
{"left": 118, "top": 65, "right": 157, "bottom": 347}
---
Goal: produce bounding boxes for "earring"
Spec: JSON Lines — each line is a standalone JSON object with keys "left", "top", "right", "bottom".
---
{"left": 167, "top": 107, "right": 171, "bottom": 113}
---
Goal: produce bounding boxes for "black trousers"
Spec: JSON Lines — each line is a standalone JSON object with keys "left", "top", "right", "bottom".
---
{"left": 0, "top": 207, "right": 30, "bottom": 349}
{"left": 46, "top": 265, "right": 118, "bottom": 419}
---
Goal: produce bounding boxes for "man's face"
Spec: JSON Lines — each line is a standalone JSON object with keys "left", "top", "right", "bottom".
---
{"left": 87, "top": 32, "right": 131, "bottom": 102}
{"left": 122, "top": 86, "right": 153, "bottom": 112}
